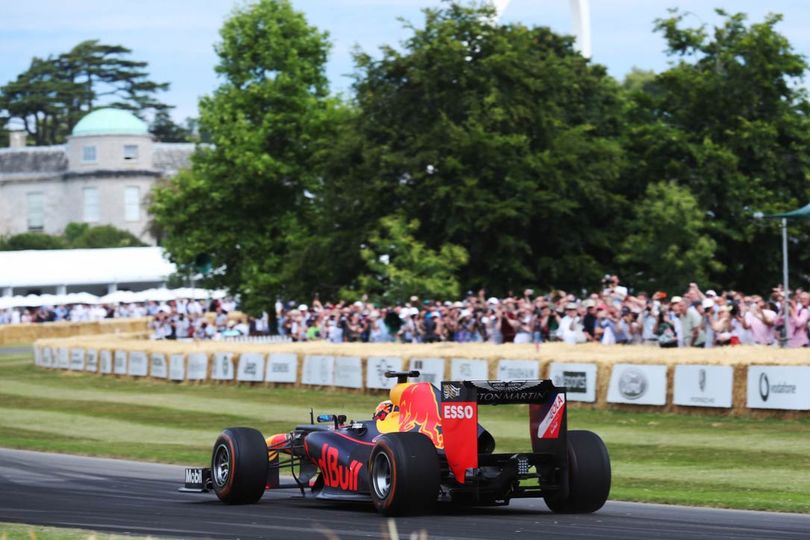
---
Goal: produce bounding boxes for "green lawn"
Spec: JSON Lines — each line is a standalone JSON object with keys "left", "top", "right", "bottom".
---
{"left": 0, "top": 522, "right": 152, "bottom": 539}
{"left": 1, "top": 350, "right": 808, "bottom": 513}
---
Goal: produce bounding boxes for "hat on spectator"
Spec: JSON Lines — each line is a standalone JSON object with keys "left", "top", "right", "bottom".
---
{"left": 671, "top": 296, "right": 683, "bottom": 304}
{"left": 583, "top": 299, "right": 596, "bottom": 308}
{"left": 565, "top": 302, "right": 577, "bottom": 310}
{"left": 705, "top": 290, "right": 717, "bottom": 297}
{"left": 453, "top": 301, "right": 464, "bottom": 308}
{"left": 652, "top": 291, "right": 667, "bottom": 300}
{"left": 702, "top": 298, "right": 715, "bottom": 309}
{"left": 487, "top": 297, "right": 500, "bottom": 305}
{"left": 298, "top": 304, "right": 308, "bottom": 311}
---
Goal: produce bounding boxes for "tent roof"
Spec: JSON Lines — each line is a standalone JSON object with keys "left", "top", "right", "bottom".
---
{"left": 764, "top": 203, "right": 810, "bottom": 219}
{"left": 0, "top": 247, "right": 176, "bottom": 288}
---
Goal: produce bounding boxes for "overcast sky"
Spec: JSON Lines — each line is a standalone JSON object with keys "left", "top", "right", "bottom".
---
{"left": 2, "top": 1, "right": 809, "bottom": 122}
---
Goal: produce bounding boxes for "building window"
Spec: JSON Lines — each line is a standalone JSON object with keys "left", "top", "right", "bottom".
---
{"left": 27, "top": 192, "right": 44, "bottom": 231}
{"left": 82, "top": 145, "right": 96, "bottom": 163}
{"left": 123, "top": 144, "right": 139, "bottom": 161}
{"left": 125, "top": 186, "right": 140, "bottom": 222}
{"left": 83, "top": 187, "right": 99, "bottom": 222}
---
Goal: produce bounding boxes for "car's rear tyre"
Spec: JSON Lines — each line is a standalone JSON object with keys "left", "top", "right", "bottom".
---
{"left": 369, "top": 432, "right": 440, "bottom": 515}
{"left": 544, "top": 430, "right": 611, "bottom": 513}
{"left": 211, "top": 427, "right": 268, "bottom": 504}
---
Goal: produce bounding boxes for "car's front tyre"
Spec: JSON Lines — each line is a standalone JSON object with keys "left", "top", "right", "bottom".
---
{"left": 211, "top": 427, "right": 268, "bottom": 504}
{"left": 369, "top": 432, "right": 440, "bottom": 515}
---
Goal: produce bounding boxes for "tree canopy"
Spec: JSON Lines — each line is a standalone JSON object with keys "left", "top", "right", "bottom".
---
{"left": 0, "top": 40, "right": 170, "bottom": 145}
{"left": 150, "top": 0, "right": 336, "bottom": 313}
{"left": 151, "top": 2, "right": 810, "bottom": 307}
{"left": 0, "top": 223, "right": 146, "bottom": 251}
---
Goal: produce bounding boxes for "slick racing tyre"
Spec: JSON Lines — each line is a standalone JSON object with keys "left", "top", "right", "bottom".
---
{"left": 211, "top": 427, "right": 268, "bottom": 504}
{"left": 369, "top": 433, "right": 440, "bottom": 515}
{"left": 544, "top": 430, "right": 611, "bottom": 513}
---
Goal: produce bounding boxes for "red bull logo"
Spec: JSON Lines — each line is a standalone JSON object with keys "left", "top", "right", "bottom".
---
{"left": 317, "top": 443, "right": 363, "bottom": 491}
{"left": 398, "top": 383, "right": 444, "bottom": 449}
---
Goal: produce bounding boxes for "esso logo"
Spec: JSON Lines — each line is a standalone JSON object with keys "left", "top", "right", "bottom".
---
{"left": 443, "top": 404, "right": 474, "bottom": 420}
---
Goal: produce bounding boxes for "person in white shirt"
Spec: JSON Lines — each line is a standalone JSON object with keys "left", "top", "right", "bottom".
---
{"left": 556, "top": 303, "right": 586, "bottom": 344}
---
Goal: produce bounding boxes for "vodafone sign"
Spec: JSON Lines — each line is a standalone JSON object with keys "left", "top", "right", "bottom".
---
{"left": 747, "top": 366, "right": 810, "bottom": 410}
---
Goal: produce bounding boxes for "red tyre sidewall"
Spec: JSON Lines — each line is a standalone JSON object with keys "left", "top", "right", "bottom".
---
{"left": 372, "top": 442, "right": 398, "bottom": 512}
{"left": 214, "top": 433, "right": 237, "bottom": 499}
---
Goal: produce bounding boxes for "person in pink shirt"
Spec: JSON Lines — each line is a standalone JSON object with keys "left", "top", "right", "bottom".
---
{"left": 742, "top": 295, "right": 776, "bottom": 345}
{"left": 787, "top": 292, "right": 810, "bottom": 348}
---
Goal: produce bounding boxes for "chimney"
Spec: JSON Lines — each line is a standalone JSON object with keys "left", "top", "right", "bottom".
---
{"left": 9, "top": 131, "right": 26, "bottom": 148}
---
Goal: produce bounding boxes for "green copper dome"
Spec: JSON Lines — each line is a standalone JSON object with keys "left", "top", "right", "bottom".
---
{"left": 71, "top": 108, "right": 149, "bottom": 136}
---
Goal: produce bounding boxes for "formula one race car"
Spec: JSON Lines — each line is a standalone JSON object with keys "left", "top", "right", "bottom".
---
{"left": 181, "top": 371, "right": 611, "bottom": 515}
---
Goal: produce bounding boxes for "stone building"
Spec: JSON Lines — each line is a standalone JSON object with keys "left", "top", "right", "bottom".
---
{"left": 0, "top": 108, "right": 193, "bottom": 244}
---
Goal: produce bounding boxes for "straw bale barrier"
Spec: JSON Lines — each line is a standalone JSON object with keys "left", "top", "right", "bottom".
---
{"left": 0, "top": 318, "right": 150, "bottom": 345}
{"left": 32, "top": 337, "right": 810, "bottom": 417}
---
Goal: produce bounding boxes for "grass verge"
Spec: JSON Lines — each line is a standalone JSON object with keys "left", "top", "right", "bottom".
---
{"left": 0, "top": 522, "right": 151, "bottom": 539}
{"left": 1, "top": 350, "right": 808, "bottom": 513}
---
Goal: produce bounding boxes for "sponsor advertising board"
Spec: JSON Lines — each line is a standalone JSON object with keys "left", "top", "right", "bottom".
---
{"left": 187, "top": 353, "right": 209, "bottom": 381}
{"left": 367, "top": 356, "right": 403, "bottom": 389}
{"left": 673, "top": 364, "right": 733, "bottom": 408}
{"left": 237, "top": 353, "right": 265, "bottom": 382}
{"left": 451, "top": 358, "right": 488, "bottom": 381}
{"left": 169, "top": 354, "right": 186, "bottom": 381}
{"left": 69, "top": 348, "right": 84, "bottom": 370}
{"left": 409, "top": 357, "right": 445, "bottom": 386}
{"left": 128, "top": 351, "right": 148, "bottom": 377}
{"left": 747, "top": 366, "right": 810, "bottom": 410}
{"left": 302, "top": 355, "right": 335, "bottom": 386}
{"left": 607, "top": 364, "right": 667, "bottom": 406}
{"left": 151, "top": 353, "right": 168, "bottom": 379}
{"left": 85, "top": 349, "right": 98, "bottom": 372}
{"left": 548, "top": 362, "right": 597, "bottom": 403}
{"left": 497, "top": 359, "right": 540, "bottom": 381}
{"left": 113, "top": 351, "right": 127, "bottom": 375}
{"left": 334, "top": 356, "right": 363, "bottom": 388}
{"left": 99, "top": 350, "right": 112, "bottom": 374}
{"left": 42, "top": 347, "right": 53, "bottom": 367}
{"left": 56, "top": 348, "right": 69, "bottom": 369}
{"left": 266, "top": 353, "right": 298, "bottom": 383}
{"left": 212, "top": 352, "right": 235, "bottom": 380}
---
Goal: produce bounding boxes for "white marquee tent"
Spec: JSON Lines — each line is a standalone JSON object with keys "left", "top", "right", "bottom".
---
{"left": 0, "top": 247, "right": 177, "bottom": 296}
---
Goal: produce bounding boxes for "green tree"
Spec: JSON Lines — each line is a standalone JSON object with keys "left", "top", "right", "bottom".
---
{"left": 617, "top": 182, "right": 722, "bottom": 292}
{"left": 63, "top": 223, "right": 146, "bottom": 248}
{"left": 151, "top": 0, "right": 335, "bottom": 312}
{"left": 149, "top": 110, "right": 192, "bottom": 142}
{"left": 0, "top": 232, "right": 65, "bottom": 251}
{"left": 0, "top": 40, "right": 170, "bottom": 145}
{"left": 0, "top": 223, "right": 144, "bottom": 250}
{"left": 624, "top": 9, "right": 810, "bottom": 291}
{"left": 332, "top": 2, "right": 625, "bottom": 293}
{"left": 349, "top": 215, "right": 468, "bottom": 304}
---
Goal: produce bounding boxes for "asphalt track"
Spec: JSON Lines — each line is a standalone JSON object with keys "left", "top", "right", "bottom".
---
{"left": 1, "top": 449, "right": 809, "bottom": 540}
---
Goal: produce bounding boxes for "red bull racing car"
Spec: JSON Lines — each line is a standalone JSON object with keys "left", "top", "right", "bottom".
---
{"left": 181, "top": 371, "right": 611, "bottom": 515}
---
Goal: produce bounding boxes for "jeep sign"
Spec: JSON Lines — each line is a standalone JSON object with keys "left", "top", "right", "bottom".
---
{"left": 548, "top": 362, "right": 597, "bottom": 403}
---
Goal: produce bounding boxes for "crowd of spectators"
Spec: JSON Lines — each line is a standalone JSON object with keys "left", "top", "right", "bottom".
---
{"left": 0, "top": 297, "right": 258, "bottom": 341}
{"left": 4, "top": 276, "right": 810, "bottom": 348}
{"left": 274, "top": 276, "right": 810, "bottom": 348}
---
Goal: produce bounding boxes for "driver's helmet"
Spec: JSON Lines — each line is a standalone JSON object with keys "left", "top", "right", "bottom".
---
{"left": 373, "top": 400, "right": 397, "bottom": 421}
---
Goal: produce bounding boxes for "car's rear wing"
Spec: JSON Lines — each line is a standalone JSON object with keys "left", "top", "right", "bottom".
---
{"left": 440, "top": 380, "right": 567, "bottom": 483}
